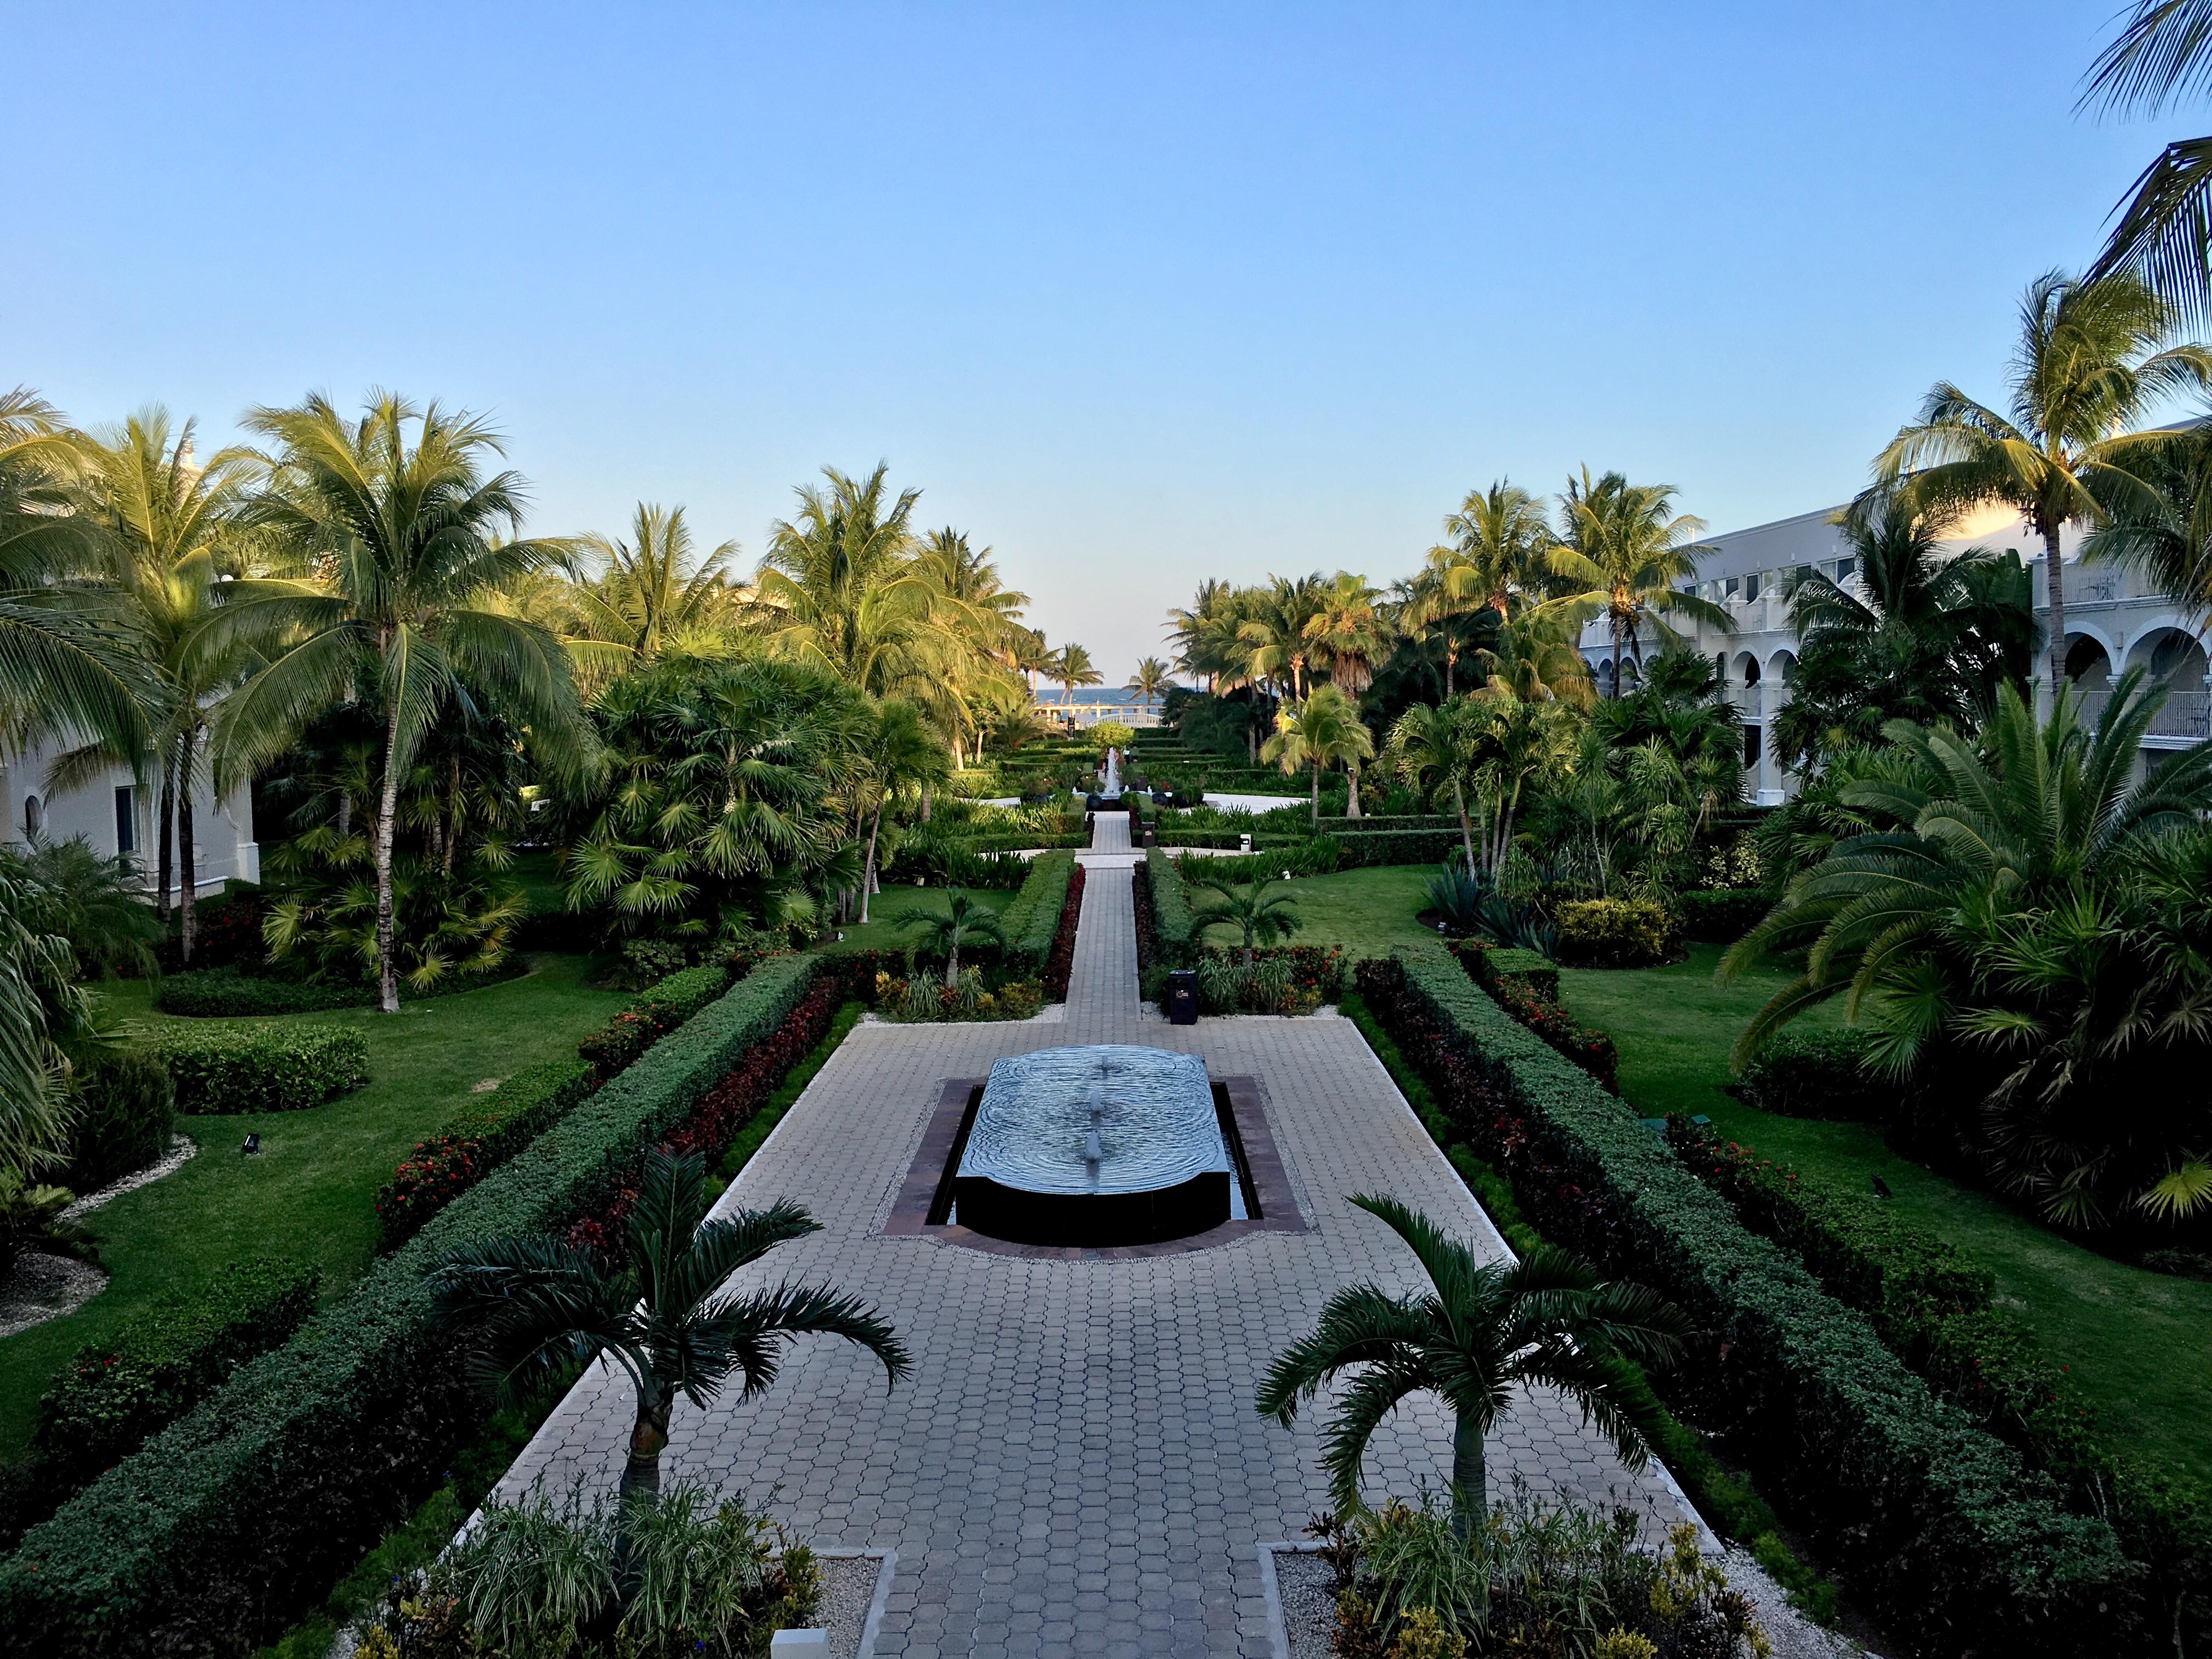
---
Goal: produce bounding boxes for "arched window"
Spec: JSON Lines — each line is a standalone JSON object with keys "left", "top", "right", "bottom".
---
{"left": 22, "top": 795, "right": 41, "bottom": 839}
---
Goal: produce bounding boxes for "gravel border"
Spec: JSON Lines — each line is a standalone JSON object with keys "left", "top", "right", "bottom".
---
{"left": 62, "top": 1133, "right": 196, "bottom": 1221}
{"left": 0, "top": 1249, "right": 108, "bottom": 1338}
{"left": 804, "top": 1549, "right": 893, "bottom": 1658}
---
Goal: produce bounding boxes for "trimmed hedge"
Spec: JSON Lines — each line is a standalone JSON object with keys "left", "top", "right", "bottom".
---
{"left": 373, "top": 1060, "right": 595, "bottom": 1250}
{"left": 1677, "top": 887, "right": 1772, "bottom": 944}
{"left": 0, "top": 956, "right": 824, "bottom": 1659}
{"left": 1330, "top": 828, "right": 1466, "bottom": 868}
{"left": 1735, "top": 1027, "right": 1888, "bottom": 1121}
{"left": 1356, "top": 944, "right": 2140, "bottom": 1654}
{"left": 153, "top": 962, "right": 527, "bottom": 1018}
{"left": 1456, "top": 941, "right": 1559, "bottom": 1002}
{"left": 63, "top": 1051, "right": 176, "bottom": 1192}
{"left": 33, "top": 1259, "right": 320, "bottom": 1487}
{"left": 1328, "top": 814, "right": 1460, "bottom": 835}
{"left": 149, "top": 1025, "right": 369, "bottom": 1115}
{"left": 576, "top": 963, "right": 731, "bottom": 1077}
{"left": 1042, "top": 864, "right": 1085, "bottom": 1001}
{"left": 1146, "top": 845, "right": 1197, "bottom": 966}
{"left": 1450, "top": 942, "right": 1616, "bottom": 1091}
{"left": 997, "top": 852, "right": 1078, "bottom": 977}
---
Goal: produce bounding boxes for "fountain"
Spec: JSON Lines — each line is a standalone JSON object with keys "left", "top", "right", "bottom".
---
{"left": 1099, "top": 747, "right": 1122, "bottom": 800}
{"left": 951, "top": 1045, "right": 1240, "bottom": 1246}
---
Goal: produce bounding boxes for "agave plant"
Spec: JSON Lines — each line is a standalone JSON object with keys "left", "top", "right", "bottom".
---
{"left": 1423, "top": 863, "right": 1556, "bottom": 958}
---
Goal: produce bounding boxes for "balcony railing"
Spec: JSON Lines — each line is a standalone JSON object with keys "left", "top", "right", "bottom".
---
{"left": 2073, "top": 689, "right": 2212, "bottom": 739}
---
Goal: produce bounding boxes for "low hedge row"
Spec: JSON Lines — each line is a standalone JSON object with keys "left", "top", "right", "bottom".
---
{"left": 373, "top": 1060, "right": 595, "bottom": 1250}
{"left": 1146, "top": 846, "right": 1197, "bottom": 965}
{"left": 1449, "top": 942, "right": 1617, "bottom": 1092}
{"left": 0, "top": 955, "right": 825, "bottom": 1659}
{"left": 1453, "top": 941, "right": 1558, "bottom": 1001}
{"left": 1173, "top": 838, "right": 1343, "bottom": 884}
{"left": 1676, "top": 887, "right": 1772, "bottom": 944}
{"left": 997, "top": 852, "right": 1078, "bottom": 977}
{"left": 62, "top": 1051, "right": 176, "bottom": 1193}
{"left": 1676, "top": 1126, "right": 2212, "bottom": 1647}
{"left": 149, "top": 1025, "right": 369, "bottom": 1115}
{"left": 1329, "top": 828, "right": 1465, "bottom": 868}
{"left": 153, "top": 961, "right": 528, "bottom": 1018}
{"left": 575, "top": 963, "right": 731, "bottom": 1077}
{"left": 1355, "top": 944, "right": 2140, "bottom": 1655}
{"left": 1328, "top": 814, "right": 1460, "bottom": 834}
{"left": 1735, "top": 1027, "right": 1888, "bottom": 1121}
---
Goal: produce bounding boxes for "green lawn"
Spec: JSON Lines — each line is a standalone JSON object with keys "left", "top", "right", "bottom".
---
{"left": 1193, "top": 864, "right": 1440, "bottom": 958}
{"left": 0, "top": 955, "right": 628, "bottom": 1462}
{"left": 822, "top": 884, "right": 1015, "bottom": 956}
{"left": 1561, "top": 944, "right": 2212, "bottom": 1486}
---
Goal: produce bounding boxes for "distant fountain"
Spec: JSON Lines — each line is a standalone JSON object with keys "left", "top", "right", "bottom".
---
{"left": 1099, "top": 747, "right": 1122, "bottom": 800}
{"left": 951, "top": 1046, "right": 1239, "bottom": 1246}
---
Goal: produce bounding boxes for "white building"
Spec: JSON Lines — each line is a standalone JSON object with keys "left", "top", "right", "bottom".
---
{"left": 1032, "top": 686, "right": 1165, "bottom": 729}
{"left": 1578, "top": 501, "right": 2211, "bottom": 804}
{"left": 1, "top": 738, "right": 258, "bottom": 895}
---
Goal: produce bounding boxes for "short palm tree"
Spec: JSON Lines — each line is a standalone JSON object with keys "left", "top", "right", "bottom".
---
{"left": 430, "top": 1148, "right": 909, "bottom": 1516}
{"left": 1256, "top": 1195, "right": 1688, "bottom": 1534}
{"left": 1876, "top": 270, "right": 2212, "bottom": 692}
{"left": 1187, "top": 875, "right": 1302, "bottom": 968}
{"left": 1386, "top": 699, "right": 1482, "bottom": 875}
{"left": 1542, "top": 467, "right": 1730, "bottom": 696}
{"left": 1125, "top": 656, "right": 1173, "bottom": 709}
{"left": 859, "top": 699, "right": 951, "bottom": 924}
{"left": 211, "top": 393, "right": 594, "bottom": 1013}
{"left": 1263, "top": 683, "right": 1375, "bottom": 822}
{"left": 893, "top": 888, "right": 1007, "bottom": 986}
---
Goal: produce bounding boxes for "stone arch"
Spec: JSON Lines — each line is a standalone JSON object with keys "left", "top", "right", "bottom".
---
{"left": 2124, "top": 625, "right": 2209, "bottom": 688}
{"left": 1766, "top": 648, "right": 1798, "bottom": 685}
{"left": 1731, "top": 650, "right": 1762, "bottom": 687}
{"left": 2063, "top": 632, "right": 2114, "bottom": 691}
{"left": 1617, "top": 658, "right": 1642, "bottom": 691}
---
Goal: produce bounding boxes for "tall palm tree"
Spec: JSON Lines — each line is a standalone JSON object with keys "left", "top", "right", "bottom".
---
{"left": 1238, "top": 573, "right": 1328, "bottom": 700}
{"left": 1048, "top": 642, "right": 1102, "bottom": 699}
{"left": 572, "top": 503, "right": 742, "bottom": 665}
{"left": 1436, "top": 479, "right": 1558, "bottom": 617}
{"left": 1010, "top": 627, "right": 1053, "bottom": 695}
{"left": 431, "top": 1148, "right": 908, "bottom": 1516}
{"left": 1125, "top": 656, "right": 1173, "bottom": 709}
{"left": 210, "top": 393, "right": 592, "bottom": 1013}
{"left": 1166, "top": 579, "right": 1242, "bottom": 695}
{"left": 1386, "top": 700, "right": 1482, "bottom": 875}
{"left": 1187, "top": 875, "right": 1302, "bottom": 969}
{"left": 1471, "top": 611, "right": 1597, "bottom": 710}
{"left": 1263, "top": 683, "right": 1375, "bottom": 823}
{"left": 1876, "top": 271, "right": 2212, "bottom": 692}
{"left": 1542, "top": 469, "right": 1731, "bottom": 697}
{"left": 857, "top": 699, "right": 950, "bottom": 924}
{"left": 1301, "top": 572, "right": 1390, "bottom": 698}
{"left": 749, "top": 464, "right": 933, "bottom": 696}
{"left": 1256, "top": 1195, "right": 1687, "bottom": 1533}
{"left": 2082, "top": 1, "right": 2212, "bottom": 324}
{"left": 892, "top": 888, "right": 1007, "bottom": 986}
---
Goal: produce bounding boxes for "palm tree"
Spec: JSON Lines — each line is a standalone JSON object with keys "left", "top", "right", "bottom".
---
{"left": 1542, "top": 468, "right": 1731, "bottom": 697}
{"left": 1386, "top": 700, "right": 1482, "bottom": 874}
{"left": 1011, "top": 627, "right": 1053, "bottom": 695}
{"left": 1256, "top": 1195, "right": 1687, "bottom": 1533}
{"left": 1876, "top": 271, "right": 2212, "bottom": 692}
{"left": 1301, "top": 572, "right": 1390, "bottom": 698}
{"left": 749, "top": 464, "right": 933, "bottom": 696}
{"left": 210, "top": 393, "right": 593, "bottom": 1013}
{"left": 2081, "top": 2, "right": 2212, "bottom": 323}
{"left": 431, "top": 1148, "right": 908, "bottom": 1517}
{"left": 858, "top": 699, "right": 950, "bottom": 924}
{"left": 572, "top": 503, "right": 743, "bottom": 665}
{"left": 1437, "top": 479, "right": 1558, "bottom": 618}
{"left": 1461, "top": 690, "right": 1572, "bottom": 876}
{"left": 1238, "top": 573, "right": 1328, "bottom": 700}
{"left": 1125, "top": 656, "right": 1173, "bottom": 710}
{"left": 892, "top": 888, "right": 1007, "bottom": 987}
{"left": 0, "top": 852, "right": 99, "bottom": 1182}
{"left": 1048, "top": 642, "right": 1102, "bottom": 702}
{"left": 1263, "top": 684, "right": 1375, "bottom": 822}
{"left": 1471, "top": 611, "right": 1597, "bottom": 710}
{"left": 1187, "top": 874, "right": 1302, "bottom": 968}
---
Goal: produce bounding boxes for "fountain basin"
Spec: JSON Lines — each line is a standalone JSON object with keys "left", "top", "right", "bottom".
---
{"left": 952, "top": 1045, "right": 1230, "bottom": 1246}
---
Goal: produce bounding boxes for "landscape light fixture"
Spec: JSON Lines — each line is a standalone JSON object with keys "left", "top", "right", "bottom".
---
{"left": 241, "top": 1133, "right": 261, "bottom": 1155}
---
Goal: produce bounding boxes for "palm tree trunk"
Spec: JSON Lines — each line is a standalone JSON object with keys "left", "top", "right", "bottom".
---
{"left": 920, "top": 782, "right": 933, "bottom": 824}
{"left": 156, "top": 746, "right": 177, "bottom": 924}
{"left": 374, "top": 692, "right": 404, "bottom": 1015}
{"left": 860, "top": 803, "right": 883, "bottom": 924}
{"left": 1346, "top": 762, "right": 1362, "bottom": 819}
{"left": 944, "top": 937, "right": 960, "bottom": 990}
{"left": 1443, "top": 648, "right": 1455, "bottom": 701}
{"left": 619, "top": 1401, "right": 670, "bottom": 1510}
{"left": 2043, "top": 522, "right": 2069, "bottom": 698}
{"left": 177, "top": 749, "right": 198, "bottom": 964}
{"left": 1453, "top": 780, "right": 1477, "bottom": 877}
{"left": 1450, "top": 1410, "right": 1486, "bottom": 1538}
{"left": 443, "top": 756, "right": 461, "bottom": 874}
{"left": 1310, "top": 760, "right": 1320, "bottom": 827}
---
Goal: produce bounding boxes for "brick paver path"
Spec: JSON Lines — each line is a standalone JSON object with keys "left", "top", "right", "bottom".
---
{"left": 502, "top": 862, "right": 1694, "bottom": 1657}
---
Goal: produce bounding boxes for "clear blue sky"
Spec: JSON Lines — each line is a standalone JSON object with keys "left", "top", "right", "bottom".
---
{"left": 5, "top": 2, "right": 2191, "bottom": 680}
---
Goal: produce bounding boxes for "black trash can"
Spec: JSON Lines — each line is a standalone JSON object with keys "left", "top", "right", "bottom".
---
{"left": 1166, "top": 968, "right": 1199, "bottom": 1025}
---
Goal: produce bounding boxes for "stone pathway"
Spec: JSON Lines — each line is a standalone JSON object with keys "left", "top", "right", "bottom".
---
{"left": 500, "top": 862, "right": 1695, "bottom": 1657}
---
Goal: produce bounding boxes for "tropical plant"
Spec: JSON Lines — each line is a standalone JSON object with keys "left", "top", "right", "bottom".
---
{"left": 1187, "top": 875, "right": 1302, "bottom": 969}
{"left": 1470, "top": 610, "right": 1595, "bottom": 709}
{"left": 2082, "top": 0, "right": 2212, "bottom": 323}
{"left": 1302, "top": 572, "right": 1391, "bottom": 697}
{"left": 891, "top": 888, "right": 1008, "bottom": 986}
{"left": 10, "top": 834, "right": 161, "bottom": 979}
{"left": 1434, "top": 479, "right": 1559, "bottom": 619}
{"left": 569, "top": 502, "right": 744, "bottom": 667}
{"left": 747, "top": 463, "right": 935, "bottom": 697}
{"left": 1263, "top": 683, "right": 1375, "bottom": 821}
{"left": 0, "top": 850, "right": 100, "bottom": 1181}
{"left": 209, "top": 393, "right": 592, "bottom": 1013}
{"left": 856, "top": 698, "right": 952, "bottom": 924}
{"left": 1047, "top": 641, "right": 1102, "bottom": 699}
{"left": 1125, "top": 656, "right": 1173, "bottom": 708}
{"left": 1255, "top": 1195, "right": 1687, "bottom": 1533}
{"left": 1238, "top": 572, "right": 1329, "bottom": 700}
{"left": 1541, "top": 468, "right": 1730, "bottom": 696}
{"left": 1771, "top": 495, "right": 2036, "bottom": 766}
{"left": 1876, "top": 269, "right": 2212, "bottom": 691}
{"left": 1423, "top": 862, "right": 1556, "bottom": 957}
{"left": 1387, "top": 699, "right": 1484, "bottom": 874}
{"left": 430, "top": 1148, "right": 909, "bottom": 1519}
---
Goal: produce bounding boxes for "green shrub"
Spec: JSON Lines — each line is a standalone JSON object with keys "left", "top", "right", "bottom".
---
{"left": 1735, "top": 1027, "right": 1888, "bottom": 1121}
{"left": 373, "top": 1060, "right": 596, "bottom": 1250}
{"left": 149, "top": 1025, "right": 369, "bottom": 1114}
{"left": 1146, "top": 846, "right": 1197, "bottom": 965}
{"left": 32, "top": 1258, "right": 320, "bottom": 1487}
{"left": 996, "top": 852, "right": 1078, "bottom": 975}
{"left": 153, "top": 962, "right": 526, "bottom": 1017}
{"left": 0, "top": 956, "right": 824, "bottom": 1659}
{"left": 62, "top": 1051, "right": 176, "bottom": 1192}
{"left": 1551, "top": 898, "right": 1679, "bottom": 968}
{"left": 1367, "top": 943, "right": 2139, "bottom": 1652}
{"left": 1172, "top": 837, "right": 1342, "bottom": 884}
{"left": 1330, "top": 828, "right": 1469, "bottom": 868}
{"left": 1676, "top": 887, "right": 1771, "bottom": 944}
{"left": 1463, "top": 944, "right": 1559, "bottom": 1002}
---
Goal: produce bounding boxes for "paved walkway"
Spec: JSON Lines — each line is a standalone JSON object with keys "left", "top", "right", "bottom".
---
{"left": 501, "top": 864, "right": 1692, "bottom": 1658}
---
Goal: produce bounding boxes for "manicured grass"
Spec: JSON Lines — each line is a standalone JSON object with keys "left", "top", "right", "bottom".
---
{"left": 822, "top": 884, "right": 1014, "bottom": 956}
{"left": 0, "top": 955, "right": 628, "bottom": 1463}
{"left": 1193, "top": 864, "right": 1439, "bottom": 958}
{"left": 1561, "top": 944, "right": 2212, "bottom": 1486}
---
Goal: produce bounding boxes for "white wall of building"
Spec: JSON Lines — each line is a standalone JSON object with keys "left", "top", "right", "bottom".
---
{"left": 1, "top": 741, "right": 258, "bottom": 896}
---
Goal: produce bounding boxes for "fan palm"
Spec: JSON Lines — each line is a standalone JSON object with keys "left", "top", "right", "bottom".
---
{"left": 207, "top": 393, "right": 594, "bottom": 1012}
{"left": 1541, "top": 468, "right": 1730, "bottom": 696}
{"left": 1875, "top": 270, "right": 2212, "bottom": 691}
{"left": 1263, "top": 683, "right": 1375, "bottom": 822}
{"left": 572, "top": 503, "right": 743, "bottom": 666}
{"left": 1187, "top": 874, "right": 1302, "bottom": 968}
{"left": 891, "top": 888, "right": 1007, "bottom": 986}
{"left": 1256, "top": 1195, "right": 1688, "bottom": 1533}
{"left": 1301, "top": 572, "right": 1391, "bottom": 698}
{"left": 430, "top": 1148, "right": 909, "bottom": 1517}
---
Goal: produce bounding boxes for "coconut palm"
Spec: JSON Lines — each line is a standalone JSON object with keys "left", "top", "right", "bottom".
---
{"left": 892, "top": 888, "right": 1007, "bottom": 986}
{"left": 1256, "top": 1195, "right": 1688, "bottom": 1533}
{"left": 1187, "top": 875, "right": 1302, "bottom": 969}
{"left": 2082, "top": 1, "right": 2212, "bottom": 323}
{"left": 1301, "top": 573, "right": 1391, "bottom": 698}
{"left": 1238, "top": 573, "right": 1328, "bottom": 700}
{"left": 1125, "top": 656, "right": 1173, "bottom": 710}
{"left": 1436, "top": 479, "right": 1559, "bottom": 618}
{"left": 1875, "top": 271, "right": 2212, "bottom": 692}
{"left": 1263, "top": 683, "right": 1375, "bottom": 822}
{"left": 1542, "top": 469, "right": 1731, "bottom": 696}
{"left": 207, "top": 393, "right": 594, "bottom": 1013}
{"left": 857, "top": 699, "right": 951, "bottom": 924}
{"left": 571, "top": 503, "right": 743, "bottom": 667}
{"left": 1048, "top": 642, "right": 1102, "bottom": 699}
{"left": 1471, "top": 611, "right": 1596, "bottom": 710}
{"left": 430, "top": 1148, "right": 909, "bottom": 1518}
{"left": 748, "top": 464, "right": 934, "bottom": 697}
{"left": 1386, "top": 699, "right": 1482, "bottom": 874}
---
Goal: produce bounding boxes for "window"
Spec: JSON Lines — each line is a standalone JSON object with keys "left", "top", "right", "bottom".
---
{"left": 115, "top": 786, "right": 136, "bottom": 856}
{"left": 1743, "top": 572, "right": 1761, "bottom": 601}
{"left": 1742, "top": 724, "right": 1762, "bottom": 768}
{"left": 22, "top": 795, "right": 41, "bottom": 839}
{"left": 1723, "top": 577, "right": 1740, "bottom": 600}
{"left": 1835, "top": 557, "right": 1856, "bottom": 582}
